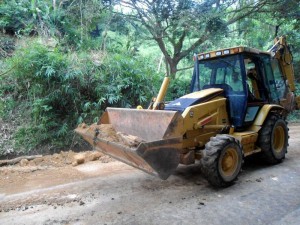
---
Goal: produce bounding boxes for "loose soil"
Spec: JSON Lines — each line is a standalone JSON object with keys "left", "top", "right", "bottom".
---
{"left": 0, "top": 150, "right": 114, "bottom": 197}
{"left": 81, "top": 123, "right": 144, "bottom": 147}
{"left": 0, "top": 123, "right": 144, "bottom": 202}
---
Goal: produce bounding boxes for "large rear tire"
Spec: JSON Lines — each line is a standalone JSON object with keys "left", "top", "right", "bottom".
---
{"left": 200, "top": 135, "right": 243, "bottom": 187}
{"left": 258, "top": 114, "right": 288, "bottom": 164}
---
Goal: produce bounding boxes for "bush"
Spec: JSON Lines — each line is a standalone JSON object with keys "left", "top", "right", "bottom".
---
{"left": 1, "top": 42, "right": 160, "bottom": 154}
{"left": 165, "top": 75, "right": 191, "bottom": 102}
{"left": 287, "top": 83, "right": 300, "bottom": 123}
{"left": 0, "top": 0, "right": 33, "bottom": 35}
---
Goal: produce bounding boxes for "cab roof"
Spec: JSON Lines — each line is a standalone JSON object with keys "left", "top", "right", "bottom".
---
{"left": 196, "top": 46, "right": 271, "bottom": 61}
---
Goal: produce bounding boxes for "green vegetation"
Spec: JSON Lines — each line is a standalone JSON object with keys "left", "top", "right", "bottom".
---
{"left": 0, "top": 0, "right": 299, "bottom": 156}
{"left": 0, "top": 40, "right": 160, "bottom": 155}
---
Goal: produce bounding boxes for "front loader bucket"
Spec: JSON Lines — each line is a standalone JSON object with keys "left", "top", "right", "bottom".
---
{"left": 100, "top": 108, "right": 184, "bottom": 141}
{"left": 75, "top": 108, "right": 184, "bottom": 180}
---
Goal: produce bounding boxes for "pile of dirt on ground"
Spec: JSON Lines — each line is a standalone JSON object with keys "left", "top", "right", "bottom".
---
{"left": 1, "top": 122, "right": 143, "bottom": 170}
{"left": 0, "top": 150, "right": 114, "bottom": 168}
{"left": 0, "top": 150, "right": 115, "bottom": 198}
{"left": 0, "top": 150, "right": 117, "bottom": 198}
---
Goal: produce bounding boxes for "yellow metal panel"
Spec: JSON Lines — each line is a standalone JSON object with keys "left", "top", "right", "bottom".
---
{"left": 179, "top": 97, "right": 228, "bottom": 149}
{"left": 181, "top": 97, "right": 228, "bottom": 131}
{"left": 193, "top": 131, "right": 217, "bottom": 147}
{"left": 232, "top": 131, "right": 257, "bottom": 144}
{"left": 251, "top": 104, "right": 283, "bottom": 126}
{"left": 183, "top": 88, "right": 223, "bottom": 99}
{"left": 232, "top": 131, "right": 259, "bottom": 156}
{"left": 182, "top": 131, "right": 217, "bottom": 148}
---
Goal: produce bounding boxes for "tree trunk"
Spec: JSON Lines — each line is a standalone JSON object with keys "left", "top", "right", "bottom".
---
{"left": 164, "top": 57, "right": 178, "bottom": 79}
{"left": 169, "top": 62, "right": 177, "bottom": 79}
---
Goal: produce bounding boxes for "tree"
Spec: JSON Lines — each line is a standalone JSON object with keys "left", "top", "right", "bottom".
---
{"left": 118, "top": 0, "right": 296, "bottom": 78}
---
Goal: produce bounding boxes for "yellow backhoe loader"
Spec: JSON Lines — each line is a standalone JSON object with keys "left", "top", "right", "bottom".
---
{"left": 76, "top": 36, "right": 300, "bottom": 187}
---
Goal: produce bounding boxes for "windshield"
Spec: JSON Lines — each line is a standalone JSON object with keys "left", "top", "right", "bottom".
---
{"left": 191, "top": 55, "right": 245, "bottom": 93}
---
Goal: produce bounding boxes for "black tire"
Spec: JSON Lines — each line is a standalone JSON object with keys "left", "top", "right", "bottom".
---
{"left": 200, "top": 135, "right": 243, "bottom": 187}
{"left": 258, "top": 114, "right": 288, "bottom": 164}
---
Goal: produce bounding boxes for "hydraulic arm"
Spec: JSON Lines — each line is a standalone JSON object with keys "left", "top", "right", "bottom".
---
{"left": 268, "top": 36, "right": 300, "bottom": 109}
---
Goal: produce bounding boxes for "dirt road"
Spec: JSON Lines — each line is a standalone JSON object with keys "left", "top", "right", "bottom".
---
{"left": 1, "top": 125, "right": 300, "bottom": 225}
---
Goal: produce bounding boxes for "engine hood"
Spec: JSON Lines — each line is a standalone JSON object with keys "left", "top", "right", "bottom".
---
{"left": 164, "top": 88, "right": 224, "bottom": 112}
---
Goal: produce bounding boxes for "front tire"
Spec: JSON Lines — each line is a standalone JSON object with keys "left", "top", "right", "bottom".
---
{"left": 200, "top": 135, "right": 243, "bottom": 187}
{"left": 258, "top": 114, "right": 288, "bottom": 164}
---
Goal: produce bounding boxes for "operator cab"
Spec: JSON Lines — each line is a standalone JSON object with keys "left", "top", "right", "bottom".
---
{"left": 188, "top": 47, "right": 285, "bottom": 129}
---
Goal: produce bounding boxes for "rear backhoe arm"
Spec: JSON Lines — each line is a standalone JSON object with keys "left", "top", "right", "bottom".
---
{"left": 268, "top": 36, "right": 296, "bottom": 92}
{"left": 268, "top": 36, "right": 300, "bottom": 109}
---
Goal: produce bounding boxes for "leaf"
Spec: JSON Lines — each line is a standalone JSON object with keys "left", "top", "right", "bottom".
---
{"left": 57, "top": 123, "right": 68, "bottom": 137}
{"left": 83, "top": 102, "right": 91, "bottom": 111}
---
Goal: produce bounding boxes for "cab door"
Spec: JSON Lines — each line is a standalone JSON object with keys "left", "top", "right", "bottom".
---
{"left": 242, "top": 54, "right": 277, "bottom": 126}
{"left": 212, "top": 54, "right": 248, "bottom": 128}
{"left": 224, "top": 55, "right": 248, "bottom": 128}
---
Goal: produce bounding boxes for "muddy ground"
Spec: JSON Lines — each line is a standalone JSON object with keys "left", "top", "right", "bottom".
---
{"left": 1, "top": 125, "right": 300, "bottom": 225}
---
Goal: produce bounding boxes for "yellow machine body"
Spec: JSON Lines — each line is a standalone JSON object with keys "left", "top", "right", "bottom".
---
{"left": 75, "top": 36, "right": 298, "bottom": 184}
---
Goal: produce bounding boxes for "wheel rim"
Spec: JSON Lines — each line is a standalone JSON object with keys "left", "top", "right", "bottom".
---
{"left": 220, "top": 147, "right": 239, "bottom": 177}
{"left": 273, "top": 125, "right": 285, "bottom": 153}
